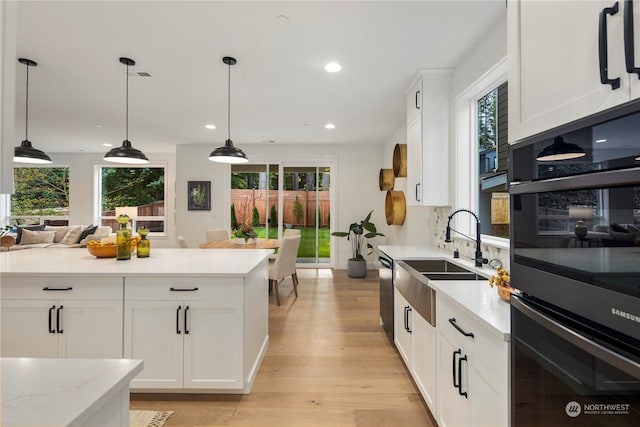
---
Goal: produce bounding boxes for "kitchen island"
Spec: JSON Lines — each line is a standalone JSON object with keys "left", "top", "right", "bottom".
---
{"left": 1, "top": 358, "right": 143, "bottom": 427}
{"left": 0, "top": 248, "right": 272, "bottom": 394}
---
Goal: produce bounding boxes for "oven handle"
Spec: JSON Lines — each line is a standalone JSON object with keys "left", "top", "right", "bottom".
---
{"left": 379, "top": 256, "right": 392, "bottom": 269}
{"left": 512, "top": 296, "right": 640, "bottom": 379}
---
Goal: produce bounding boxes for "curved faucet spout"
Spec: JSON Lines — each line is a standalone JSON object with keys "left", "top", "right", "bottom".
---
{"left": 445, "top": 209, "right": 487, "bottom": 267}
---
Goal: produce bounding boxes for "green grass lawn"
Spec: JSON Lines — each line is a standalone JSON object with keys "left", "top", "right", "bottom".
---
{"left": 254, "top": 227, "right": 330, "bottom": 258}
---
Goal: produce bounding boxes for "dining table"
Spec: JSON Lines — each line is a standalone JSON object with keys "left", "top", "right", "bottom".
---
{"left": 199, "top": 238, "right": 280, "bottom": 249}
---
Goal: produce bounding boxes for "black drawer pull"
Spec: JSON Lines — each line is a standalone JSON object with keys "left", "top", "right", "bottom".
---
{"left": 599, "top": 2, "right": 622, "bottom": 89}
{"left": 170, "top": 287, "right": 199, "bottom": 292}
{"left": 56, "top": 305, "right": 63, "bottom": 334}
{"left": 42, "top": 287, "right": 73, "bottom": 291}
{"left": 48, "top": 305, "right": 56, "bottom": 333}
{"left": 448, "top": 317, "right": 475, "bottom": 338}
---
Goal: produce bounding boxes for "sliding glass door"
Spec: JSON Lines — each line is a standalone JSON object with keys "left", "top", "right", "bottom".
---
{"left": 230, "top": 164, "right": 279, "bottom": 239}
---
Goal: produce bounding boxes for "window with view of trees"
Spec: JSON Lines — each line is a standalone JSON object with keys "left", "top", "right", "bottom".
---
{"left": 100, "top": 166, "right": 166, "bottom": 233}
{"left": 10, "top": 167, "right": 70, "bottom": 225}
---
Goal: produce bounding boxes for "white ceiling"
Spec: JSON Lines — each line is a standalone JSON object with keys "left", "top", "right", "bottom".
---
{"left": 13, "top": 1, "right": 506, "bottom": 155}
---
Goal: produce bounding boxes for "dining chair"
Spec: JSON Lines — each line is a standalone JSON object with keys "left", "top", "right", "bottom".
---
{"left": 177, "top": 235, "right": 189, "bottom": 248}
{"left": 283, "top": 228, "right": 301, "bottom": 238}
{"left": 268, "top": 235, "right": 301, "bottom": 306}
{"left": 205, "top": 228, "right": 230, "bottom": 243}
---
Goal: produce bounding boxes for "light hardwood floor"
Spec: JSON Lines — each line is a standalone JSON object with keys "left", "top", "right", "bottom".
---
{"left": 131, "top": 268, "right": 436, "bottom": 427}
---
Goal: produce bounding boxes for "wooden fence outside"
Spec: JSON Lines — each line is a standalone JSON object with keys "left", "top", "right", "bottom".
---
{"left": 231, "top": 189, "right": 330, "bottom": 227}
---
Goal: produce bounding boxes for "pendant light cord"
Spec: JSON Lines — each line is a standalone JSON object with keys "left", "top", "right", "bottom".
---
{"left": 227, "top": 60, "right": 231, "bottom": 142}
{"left": 125, "top": 62, "right": 129, "bottom": 141}
{"left": 25, "top": 62, "right": 30, "bottom": 141}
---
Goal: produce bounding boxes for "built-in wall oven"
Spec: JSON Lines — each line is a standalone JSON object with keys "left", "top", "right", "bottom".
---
{"left": 509, "top": 100, "right": 640, "bottom": 425}
{"left": 379, "top": 251, "right": 394, "bottom": 343}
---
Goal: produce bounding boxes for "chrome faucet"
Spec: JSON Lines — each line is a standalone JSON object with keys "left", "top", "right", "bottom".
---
{"left": 445, "top": 209, "right": 488, "bottom": 267}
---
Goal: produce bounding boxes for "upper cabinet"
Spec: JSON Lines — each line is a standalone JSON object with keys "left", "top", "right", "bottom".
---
{"left": 508, "top": 0, "right": 640, "bottom": 143}
{"left": 406, "top": 71, "right": 452, "bottom": 207}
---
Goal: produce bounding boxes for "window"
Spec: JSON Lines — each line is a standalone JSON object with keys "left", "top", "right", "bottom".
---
{"left": 99, "top": 166, "right": 166, "bottom": 233}
{"left": 10, "top": 167, "right": 70, "bottom": 225}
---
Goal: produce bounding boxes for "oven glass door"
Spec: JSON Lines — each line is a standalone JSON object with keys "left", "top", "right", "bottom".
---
{"left": 511, "top": 296, "right": 640, "bottom": 426}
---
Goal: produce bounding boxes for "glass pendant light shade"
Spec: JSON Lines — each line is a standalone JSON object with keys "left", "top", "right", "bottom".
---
{"left": 105, "top": 57, "right": 149, "bottom": 164}
{"left": 536, "top": 136, "right": 586, "bottom": 161}
{"left": 209, "top": 56, "right": 248, "bottom": 164}
{"left": 14, "top": 58, "right": 52, "bottom": 164}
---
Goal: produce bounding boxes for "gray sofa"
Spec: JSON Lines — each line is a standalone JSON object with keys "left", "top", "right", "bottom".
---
{"left": 592, "top": 223, "right": 640, "bottom": 246}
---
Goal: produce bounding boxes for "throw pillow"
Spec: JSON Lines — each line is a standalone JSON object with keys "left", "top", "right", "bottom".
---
{"left": 78, "top": 225, "right": 98, "bottom": 242}
{"left": 625, "top": 224, "right": 640, "bottom": 233}
{"left": 60, "top": 225, "right": 84, "bottom": 245}
{"left": 19, "top": 229, "right": 56, "bottom": 245}
{"left": 15, "top": 225, "right": 45, "bottom": 244}
{"left": 45, "top": 226, "right": 70, "bottom": 243}
{"left": 610, "top": 223, "right": 629, "bottom": 233}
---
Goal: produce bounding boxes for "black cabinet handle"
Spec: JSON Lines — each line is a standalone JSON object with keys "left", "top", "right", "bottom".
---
{"left": 42, "top": 287, "right": 73, "bottom": 291}
{"left": 599, "top": 2, "right": 622, "bottom": 89}
{"left": 403, "top": 306, "right": 409, "bottom": 332}
{"left": 458, "top": 354, "right": 468, "bottom": 398}
{"left": 449, "top": 318, "right": 475, "bottom": 338}
{"left": 624, "top": 0, "right": 640, "bottom": 77}
{"left": 415, "top": 183, "right": 421, "bottom": 202}
{"left": 406, "top": 307, "right": 412, "bottom": 333}
{"left": 184, "top": 306, "right": 190, "bottom": 334}
{"left": 415, "top": 90, "right": 421, "bottom": 110}
{"left": 176, "top": 305, "right": 182, "bottom": 334}
{"left": 56, "top": 305, "right": 63, "bottom": 334}
{"left": 452, "top": 349, "right": 461, "bottom": 389}
{"left": 48, "top": 305, "right": 56, "bottom": 333}
{"left": 170, "top": 287, "right": 199, "bottom": 292}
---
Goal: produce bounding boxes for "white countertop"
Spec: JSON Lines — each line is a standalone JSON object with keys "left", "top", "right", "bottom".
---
{"left": 380, "top": 245, "right": 511, "bottom": 341}
{"left": 0, "top": 248, "right": 272, "bottom": 276}
{"left": 1, "top": 358, "right": 143, "bottom": 427}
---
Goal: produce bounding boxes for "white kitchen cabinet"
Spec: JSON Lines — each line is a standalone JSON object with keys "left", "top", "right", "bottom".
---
{"left": 508, "top": 0, "right": 640, "bottom": 143}
{"left": 393, "top": 287, "right": 412, "bottom": 367}
{"left": 436, "top": 294, "right": 508, "bottom": 427}
{"left": 405, "top": 71, "right": 451, "bottom": 206}
{"left": 124, "top": 276, "right": 244, "bottom": 390}
{"left": 1, "top": 276, "right": 123, "bottom": 359}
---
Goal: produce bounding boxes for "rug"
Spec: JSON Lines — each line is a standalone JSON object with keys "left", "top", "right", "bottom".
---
{"left": 130, "top": 410, "right": 174, "bottom": 427}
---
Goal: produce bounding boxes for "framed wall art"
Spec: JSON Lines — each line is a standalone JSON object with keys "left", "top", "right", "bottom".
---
{"left": 188, "top": 181, "right": 211, "bottom": 211}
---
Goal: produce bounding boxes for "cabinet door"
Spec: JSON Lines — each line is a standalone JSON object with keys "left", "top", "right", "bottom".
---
{"left": 407, "top": 79, "right": 422, "bottom": 123}
{"left": 58, "top": 299, "right": 123, "bottom": 359}
{"left": 124, "top": 300, "right": 183, "bottom": 389}
{"left": 510, "top": 0, "right": 629, "bottom": 142}
{"left": 1, "top": 299, "right": 58, "bottom": 358}
{"left": 467, "top": 359, "right": 508, "bottom": 427}
{"left": 412, "top": 312, "right": 437, "bottom": 418}
{"left": 406, "top": 114, "right": 422, "bottom": 206}
{"left": 183, "top": 299, "right": 243, "bottom": 389}
{"left": 393, "top": 288, "right": 412, "bottom": 367}
{"left": 630, "top": 1, "right": 640, "bottom": 99}
{"left": 437, "top": 332, "right": 470, "bottom": 427}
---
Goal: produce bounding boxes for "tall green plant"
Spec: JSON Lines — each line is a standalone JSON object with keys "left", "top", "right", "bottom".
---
{"left": 293, "top": 196, "right": 304, "bottom": 225}
{"left": 270, "top": 204, "right": 277, "bottom": 226}
{"left": 331, "top": 210, "right": 384, "bottom": 260}
{"left": 252, "top": 206, "right": 260, "bottom": 226}
{"left": 230, "top": 204, "right": 238, "bottom": 229}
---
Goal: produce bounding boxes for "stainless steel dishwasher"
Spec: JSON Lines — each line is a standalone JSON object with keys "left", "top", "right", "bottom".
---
{"left": 378, "top": 251, "right": 394, "bottom": 343}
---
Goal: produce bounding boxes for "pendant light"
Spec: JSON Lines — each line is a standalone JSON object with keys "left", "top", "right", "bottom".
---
{"left": 536, "top": 136, "right": 586, "bottom": 161}
{"left": 104, "top": 57, "right": 149, "bottom": 164}
{"left": 209, "top": 56, "right": 248, "bottom": 164}
{"left": 13, "top": 58, "right": 52, "bottom": 164}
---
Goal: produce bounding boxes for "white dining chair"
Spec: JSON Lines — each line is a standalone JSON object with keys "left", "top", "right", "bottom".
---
{"left": 268, "top": 235, "right": 301, "bottom": 306}
{"left": 205, "top": 228, "right": 230, "bottom": 243}
{"left": 177, "top": 235, "right": 189, "bottom": 248}
{"left": 283, "top": 228, "right": 301, "bottom": 238}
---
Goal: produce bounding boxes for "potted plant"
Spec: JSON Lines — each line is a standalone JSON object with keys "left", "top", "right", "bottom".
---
{"left": 331, "top": 210, "right": 384, "bottom": 278}
{"left": 232, "top": 218, "right": 257, "bottom": 243}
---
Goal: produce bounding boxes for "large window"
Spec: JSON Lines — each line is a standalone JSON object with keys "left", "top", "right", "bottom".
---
{"left": 10, "top": 167, "right": 70, "bottom": 225}
{"left": 99, "top": 166, "right": 166, "bottom": 233}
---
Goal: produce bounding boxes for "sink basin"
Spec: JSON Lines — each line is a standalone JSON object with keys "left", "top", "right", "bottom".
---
{"left": 422, "top": 272, "right": 483, "bottom": 281}
{"left": 403, "top": 259, "right": 469, "bottom": 273}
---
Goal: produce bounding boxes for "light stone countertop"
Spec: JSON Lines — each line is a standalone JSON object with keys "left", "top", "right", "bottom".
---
{"left": 1, "top": 358, "right": 143, "bottom": 427}
{"left": 0, "top": 248, "right": 273, "bottom": 277}
{"left": 379, "top": 245, "right": 511, "bottom": 341}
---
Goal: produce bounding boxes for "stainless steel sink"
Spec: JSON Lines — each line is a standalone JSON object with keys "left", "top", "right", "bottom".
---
{"left": 402, "top": 259, "right": 470, "bottom": 273}
{"left": 422, "top": 272, "right": 483, "bottom": 281}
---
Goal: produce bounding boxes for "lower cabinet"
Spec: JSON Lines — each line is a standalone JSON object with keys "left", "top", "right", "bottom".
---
{"left": 1, "top": 276, "right": 123, "bottom": 359}
{"left": 124, "top": 277, "right": 245, "bottom": 390}
{"left": 436, "top": 295, "right": 508, "bottom": 427}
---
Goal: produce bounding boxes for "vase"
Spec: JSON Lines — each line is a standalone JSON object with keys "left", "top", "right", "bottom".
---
{"left": 497, "top": 285, "right": 515, "bottom": 301}
{"left": 347, "top": 259, "right": 367, "bottom": 278}
{"left": 235, "top": 237, "right": 256, "bottom": 245}
{"left": 574, "top": 220, "right": 588, "bottom": 240}
{"left": 116, "top": 222, "right": 131, "bottom": 261}
{"left": 137, "top": 232, "right": 150, "bottom": 258}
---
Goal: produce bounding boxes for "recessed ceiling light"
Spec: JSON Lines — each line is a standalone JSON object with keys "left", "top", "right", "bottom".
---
{"left": 276, "top": 15, "right": 289, "bottom": 24}
{"left": 205, "top": 124, "right": 216, "bottom": 130}
{"left": 325, "top": 123, "right": 335, "bottom": 129}
{"left": 324, "top": 62, "right": 342, "bottom": 73}
{"left": 96, "top": 124, "right": 103, "bottom": 128}
{"left": 261, "top": 140, "right": 276, "bottom": 144}
{"left": 103, "top": 143, "right": 113, "bottom": 147}
{"left": 595, "top": 138, "right": 607, "bottom": 143}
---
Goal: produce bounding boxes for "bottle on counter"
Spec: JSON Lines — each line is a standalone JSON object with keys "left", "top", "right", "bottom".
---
{"left": 116, "top": 215, "right": 132, "bottom": 261}
{"left": 137, "top": 227, "right": 150, "bottom": 258}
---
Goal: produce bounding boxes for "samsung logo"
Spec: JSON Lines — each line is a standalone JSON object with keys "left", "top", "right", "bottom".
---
{"left": 611, "top": 308, "right": 640, "bottom": 324}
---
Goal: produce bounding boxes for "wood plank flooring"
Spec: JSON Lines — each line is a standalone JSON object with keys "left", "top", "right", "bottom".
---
{"left": 131, "top": 269, "right": 436, "bottom": 427}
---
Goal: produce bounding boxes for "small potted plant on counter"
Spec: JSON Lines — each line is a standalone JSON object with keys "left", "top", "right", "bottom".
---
{"left": 331, "top": 210, "right": 384, "bottom": 278}
{"left": 489, "top": 267, "right": 516, "bottom": 301}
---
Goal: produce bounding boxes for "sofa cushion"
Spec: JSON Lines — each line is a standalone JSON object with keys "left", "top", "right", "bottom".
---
{"left": 15, "top": 225, "right": 45, "bottom": 244}
{"left": 19, "top": 229, "right": 56, "bottom": 245}
{"left": 610, "top": 223, "right": 629, "bottom": 233}
{"left": 45, "top": 225, "right": 70, "bottom": 243}
{"left": 78, "top": 225, "right": 98, "bottom": 242}
{"left": 60, "top": 225, "right": 84, "bottom": 245}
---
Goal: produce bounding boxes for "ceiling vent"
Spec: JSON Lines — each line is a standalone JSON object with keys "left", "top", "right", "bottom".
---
{"left": 127, "top": 71, "right": 152, "bottom": 77}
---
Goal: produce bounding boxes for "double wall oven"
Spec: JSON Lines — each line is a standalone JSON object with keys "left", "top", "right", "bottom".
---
{"left": 510, "top": 101, "right": 640, "bottom": 426}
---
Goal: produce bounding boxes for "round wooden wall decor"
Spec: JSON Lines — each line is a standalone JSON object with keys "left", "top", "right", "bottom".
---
{"left": 379, "top": 169, "right": 394, "bottom": 191}
{"left": 385, "top": 191, "right": 406, "bottom": 225}
{"left": 392, "top": 144, "right": 407, "bottom": 177}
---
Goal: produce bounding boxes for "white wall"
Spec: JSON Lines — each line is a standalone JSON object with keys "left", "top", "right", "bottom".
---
{"left": 175, "top": 143, "right": 385, "bottom": 268}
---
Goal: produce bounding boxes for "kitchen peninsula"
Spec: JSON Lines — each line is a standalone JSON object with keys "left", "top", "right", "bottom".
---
{"left": 0, "top": 248, "right": 272, "bottom": 394}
